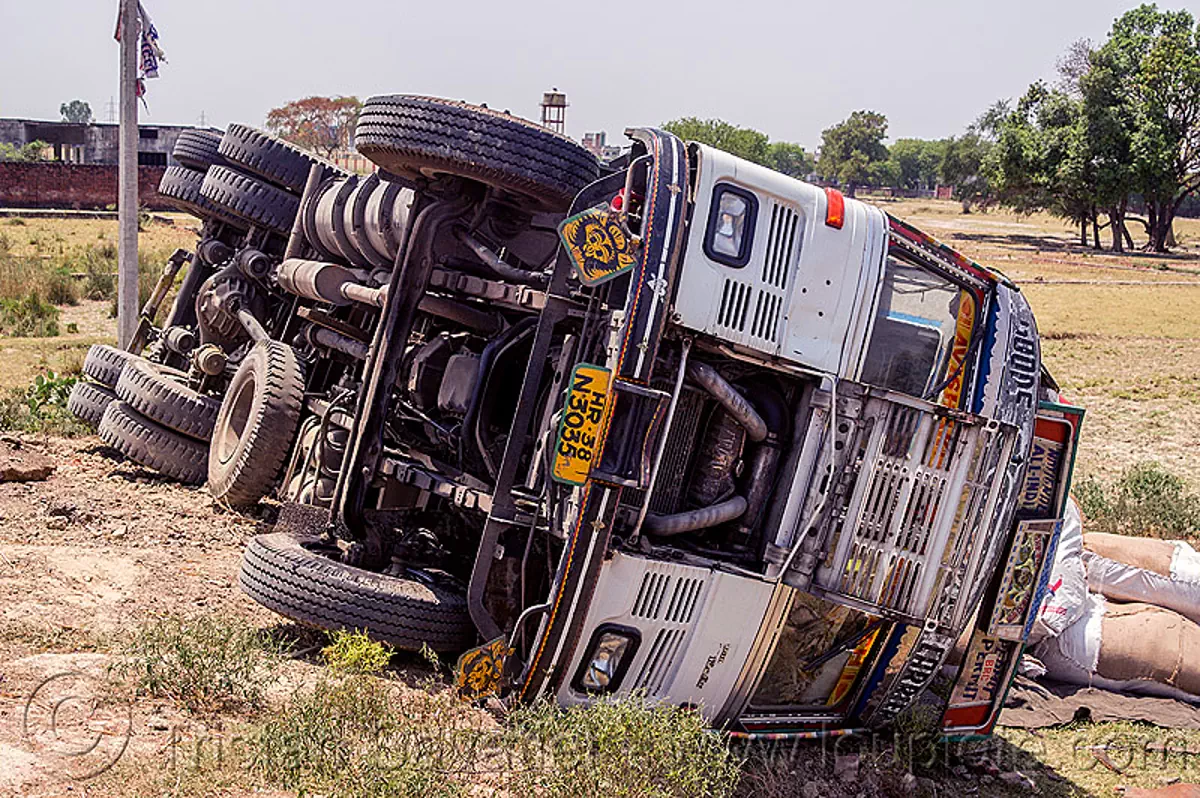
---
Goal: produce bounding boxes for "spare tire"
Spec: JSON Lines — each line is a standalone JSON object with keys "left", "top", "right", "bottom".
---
{"left": 98, "top": 400, "right": 208, "bottom": 484}
{"left": 83, "top": 344, "right": 139, "bottom": 388}
{"left": 200, "top": 165, "right": 300, "bottom": 236}
{"left": 116, "top": 360, "right": 220, "bottom": 441}
{"left": 218, "top": 124, "right": 345, "bottom": 194}
{"left": 67, "top": 381, "right": 117, "bottom": 426}
{"left": 240, "top": 532, "right": 475, "bottom": 652}
{"left": 208, "top": 341, "right": 304, "bottom": 506}
{"left": 354, "top": 95, "right": 600, "bottom": 210}
{"left": 158, "top": 166, "right": 244, "bottom": 226}
{"left": 172, "top": 129, "right": 224, "bottom": 171}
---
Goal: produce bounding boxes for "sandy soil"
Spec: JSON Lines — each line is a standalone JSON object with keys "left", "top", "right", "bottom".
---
{"left": 0, "top": 435, "right": 279, "bottom": 797}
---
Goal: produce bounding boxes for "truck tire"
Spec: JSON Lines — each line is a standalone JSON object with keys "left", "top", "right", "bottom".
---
{"left": 200, "top": 165, "right": 300, "bottom": 236}
{"left": 208, "top": 341, "right": 304, "bottom": 507}
{"left": 172, "top": 129, "right": 224, "bottom": 171}
{"left": 240, "top": 532, "right": 476, "bottom": 652}
{"left": 83, "top": 344, "right": 139, "bottom": 388}
{"left": 158, "top": 166, "right": 244, "bottom": 226}
{"left": 98, "top": 400, "right": 208, "bottom": 484}
{"left": 67, "top": 381, "right": 117, "bottom": 426}
{"left": 354, "top": 95, "right": 600, "bottom": 210}
{"left": 116, "top": 359, "right": 220, "bottom": 441}
{"left": 218, "top": 124, "right": 344, "bottom": 194}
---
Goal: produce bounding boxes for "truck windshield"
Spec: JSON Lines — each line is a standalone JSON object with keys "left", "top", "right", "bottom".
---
{"left": 859, "top": 253, "right": 975, "bottom": 400}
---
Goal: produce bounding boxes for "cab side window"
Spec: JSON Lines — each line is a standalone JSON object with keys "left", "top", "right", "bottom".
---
{"left": 860, "top": 253, "right": 975, "bottom": 401}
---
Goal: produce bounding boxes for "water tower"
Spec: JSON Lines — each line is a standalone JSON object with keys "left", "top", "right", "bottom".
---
{"left": 540, "top": 89, "right": 568, "bottom": 135}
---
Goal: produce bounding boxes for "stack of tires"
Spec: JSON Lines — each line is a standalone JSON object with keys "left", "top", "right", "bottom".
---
{"left": 70, "top": 126, "right": 343, "bottom": 496}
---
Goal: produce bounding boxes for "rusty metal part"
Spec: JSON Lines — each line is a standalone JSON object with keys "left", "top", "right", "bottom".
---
{"left": 192, "top": 343, "right": 227, "bottom": 376}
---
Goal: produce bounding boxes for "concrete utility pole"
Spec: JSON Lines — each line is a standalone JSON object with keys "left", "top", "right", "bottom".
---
{"left": 117, "top": 0, "right": 140, "bottom": 349}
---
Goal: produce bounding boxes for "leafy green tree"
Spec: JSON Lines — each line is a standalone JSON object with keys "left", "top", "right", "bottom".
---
{"left": 59, "top": 100, "right": 92, "bottom": 124}
{"left": 1085, "top": 4, "right": 1200, "bottom": 252}
{"left": 0, "top": 140, "right": 48, "bottom": 162}
{"left": 766, "top": 141, "right": 813, "bottom": 178}
{"left": 990, "top": 81, "right": 1099, "bottom": 245}
{"left": 888, "top": 138, "right": 948, "bottom": 191}
{"left": 661, "top": 117, "right": 771, "bottom": 165}
{"left": 816, "top": 111, "right": 889, "bottom": 196}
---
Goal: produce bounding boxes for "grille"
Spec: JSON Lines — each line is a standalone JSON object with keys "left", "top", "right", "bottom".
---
{"left": 749, "top": 291, "right": 784, "bottom": 343}
{"left": 716, "top": 278, "right": 752, "bottom": 332}
{"left": 762, "top": 202, "right": 800, "bottom": 290}
{"left": 633, "top": 628, "right": 688, "bottom": 693}
{"left": 818, "top": 398, "right": 1000, "bottom": 620}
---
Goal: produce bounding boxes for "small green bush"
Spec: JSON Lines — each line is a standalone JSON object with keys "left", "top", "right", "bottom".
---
{"left": 508, "top": 696, "right": 742, "bottom": 797}
{"left": 1075, "top": 462, "right": 1200, "bottom": 538}
{"left": 321, "top": 629, "right": 393, "bottom": 675}
{"left": 118, "top": 615, "right": 288, "bottom": 714}
{"left": 0, "top": 291, "right": 60, "bottom": 337}
{"left": 0, "top": 370, "right": 87, "bottom": 436}
{"left": 44, "top": 269, "right": 79, "bottom": 306}
{"left": 5, "top": 217, "right": 26, "bottom": 226}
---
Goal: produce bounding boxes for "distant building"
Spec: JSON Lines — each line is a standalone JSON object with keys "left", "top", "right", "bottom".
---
{"left": 0, "top": 118, "right": 201, "bottom": 167}
{"left": 581, "top": 131, "right": 625, "bottom": 163}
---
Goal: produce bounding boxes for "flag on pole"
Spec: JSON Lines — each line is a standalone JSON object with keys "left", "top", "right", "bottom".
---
{"left": 115, "top": 2, "right": 166, "bottom": 93}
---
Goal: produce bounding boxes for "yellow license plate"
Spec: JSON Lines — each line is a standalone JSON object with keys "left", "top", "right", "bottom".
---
{"left": 551, "top": 363, "right": 612, "bottom": 486}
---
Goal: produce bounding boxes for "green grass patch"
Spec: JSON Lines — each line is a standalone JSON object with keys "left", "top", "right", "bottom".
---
{"left": 0, "top": 291, "right": 60, "bottom": 337}
{"left": 1075, "top": 462, "right": 1200, "bottom": 539}
{"left": 117, "top": 615, "right": 289, "bottom": 714}
{"left": 0, "top": 369, "right": 88, "bottom": 436}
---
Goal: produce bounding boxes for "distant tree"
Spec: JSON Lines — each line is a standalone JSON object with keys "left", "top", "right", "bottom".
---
{"left": 940, "top": 133, "right": 993, "bottom": 213}
{"left": 990, "top": 81, "right": 1099, "bottom": 245}
{"left": 59, "top": 100, "right": 92, "bottom": 124}
{"left": 0, "top": 140, "right": 48, "bottom": 162}
{"left": 816, "top": 110, "right": 889, "bottom": 196}
{"left": 887, "top": 138, "right": 947, "bottom": 191}
{"left": 266, "top": 96, "right": 363, "bottom": 157}
{"left": 766, "top": 141, "right": 813, "bottom": 178}
{"left": 1056, "top": 38, "right": 1094, "bottom": 97}
{"left": 662, "top": 118, "right": 771, "bottom": 165}
{"left": 1084, "top": 5, "right": 1200, "bottom": 252}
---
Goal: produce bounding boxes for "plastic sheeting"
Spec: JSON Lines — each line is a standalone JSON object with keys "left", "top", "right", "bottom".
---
{"left": 1028, "top": 498, "right": 1087, "bottom": 644}
{"left": 1083, "top": 534, "right": 1200, "bottom": 627}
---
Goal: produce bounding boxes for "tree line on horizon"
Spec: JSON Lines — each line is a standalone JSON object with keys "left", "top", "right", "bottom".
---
{"left": 664, "top": 4, "right": 1200, "bottom": 254}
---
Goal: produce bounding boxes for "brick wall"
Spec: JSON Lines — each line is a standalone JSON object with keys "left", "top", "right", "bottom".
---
{"left": 0, "top": 162, "right": 172, "bottom": 210}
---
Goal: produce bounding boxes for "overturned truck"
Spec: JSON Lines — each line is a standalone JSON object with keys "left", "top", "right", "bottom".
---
{"left": 117, "top": 96, "right": 1081, "bottom": 737}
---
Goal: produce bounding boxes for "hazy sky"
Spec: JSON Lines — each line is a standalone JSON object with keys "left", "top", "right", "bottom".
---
{"left": 0, "top": 0, "right": 1157, "bottom": 149}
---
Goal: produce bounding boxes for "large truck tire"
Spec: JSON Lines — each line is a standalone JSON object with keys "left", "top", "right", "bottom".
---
{"left": 208, "top": 341, "right": 304, "bottom": 507}
{"left": 116, "top": 360, "right": 220, "bottom": 441}
{"left": 67, "top": 381, "right": 117, "bottom": 426}
{"left": 83, "top": 344, "right": 139, "bottom": 388}
{"left": 200, "top": 165, "right": 300, "bottom": 236}
{"left": 354, "top": 95, "right": 600, "bottom": 210}
{"left": 98, "top": 401, "right": 208, "bottom": 484}
{"left": 158, "top": 166, "right": 244, "bottom": 226}
{"left": 240, "top": 532, "right": 476, "bottom": 652}
{"left": 172, "top": 129, "right": 224, "bottom": 171}
{"left": 218, "top": 124, "right": 344, "bottom": 194}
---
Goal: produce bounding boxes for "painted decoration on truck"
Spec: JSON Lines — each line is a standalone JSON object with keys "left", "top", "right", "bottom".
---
{"left": 943, "top": 630, "right": 1019, "bottom": 731}
{"left": 559, "top": 207, "right": 640, "bottom": 286}
{"left": 988, "top": 518, "right": 1060, "bottom": 641}
{"left": 551, "top": 363, "right": 612, "bottom": 486}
